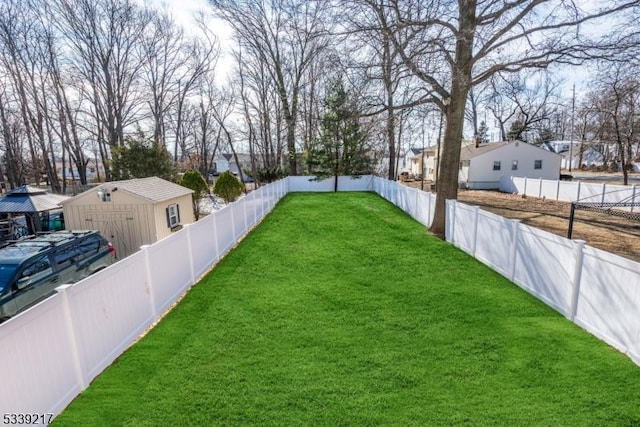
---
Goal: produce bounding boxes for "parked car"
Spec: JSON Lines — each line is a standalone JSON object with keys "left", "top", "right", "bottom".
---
{"left": 0, "top": 230, "right": 116, "bottom": 323}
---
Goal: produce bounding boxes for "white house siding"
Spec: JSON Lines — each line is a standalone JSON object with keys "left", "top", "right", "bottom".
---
{"left": 215, "top": 159, "right": 230, "bottom": 174}
{"left": 462, "top": 142, "right": 561, "bottom": 190}
{"left": 459, "top": 165, "right": 470, "bottom": 186}
{"left": 410, "top": 148, "right": 439, "bottom": 180}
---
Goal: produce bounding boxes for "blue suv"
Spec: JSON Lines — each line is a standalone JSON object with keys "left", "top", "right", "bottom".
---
{"left": 0, "top": 230, "right": 115, "bottom": 323}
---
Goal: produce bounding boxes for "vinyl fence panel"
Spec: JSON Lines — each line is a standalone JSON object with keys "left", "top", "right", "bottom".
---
{"left": 414, "top": 191, "right": 433, "bottom": 227}
{"left": 540, "top": 179, "right": 559, "bottom": 200}
{"left": 507, "top": 177, "right": 637, "bottom": 211}
{"left": 451, "top": 202, "right": 478, "bottom": 254}
{"left": 287, "top": 176, "right": 334, "bottom": 192}
{"left": 578, "top": 182, "right": 603, "bottom": 202}
{"left": 511, "top": 224, "right": 576, "bottom": 316}
{"left": 558, "top": 181, "right": 581, "bottom": 201}
{"left": 475, "top": 210, "right": 517, "bottom": 277}
{"left": 605, "top": 186, "right": 637, "bottom": 212}
{"left": 525, "top": 178, "right": 542, "bottom": 198}
{"left": 213, "top": 206, "right": 237, "bottom": 256}
{"left": 231, "top": 203, "right": 248, "bottom": 240}
{"left": 145, "top": 230, "right": 194, "bottom": 314}
{"left": 0, "top": 295, "right": 79, "bottom": 416}
{"left": 576, "top": 247, "right": 640, "bottom": 364}
{"left": 188, "top": 215, "right": 219, "bottom": 279}
{"left": 338, "top": 175, "right": 373, "bottom": 191}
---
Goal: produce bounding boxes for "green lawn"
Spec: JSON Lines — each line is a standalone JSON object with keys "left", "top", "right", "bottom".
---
{"left": 54, "top": 192, "right": 640, "bottom": 426}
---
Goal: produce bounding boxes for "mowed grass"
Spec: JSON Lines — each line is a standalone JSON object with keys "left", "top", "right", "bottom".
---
{"left": 54, "top": 192, "right": 640, "bottom": 426}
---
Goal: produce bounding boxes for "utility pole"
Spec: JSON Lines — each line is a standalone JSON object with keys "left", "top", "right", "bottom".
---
{"left": 569, "top": 83, "right": 575, "bottom": 172}
{"left": 420, "top": 116, "right": 425, "bottom": 191}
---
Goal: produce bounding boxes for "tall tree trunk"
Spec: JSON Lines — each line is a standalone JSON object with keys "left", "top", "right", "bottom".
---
{"left": 429, "top": 1, "right": 475, "bottom": 238}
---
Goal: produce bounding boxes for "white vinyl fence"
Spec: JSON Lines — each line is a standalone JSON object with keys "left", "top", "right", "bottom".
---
{"left": 2, "top": 175, "right": 640, "bottom": 422}
{"left": 371, "top": 176, "right": 640, "bottom": 364}
{"left": 443, "top": 193, "right": 640, "bottom": 365}
{"left": 0, "top": 179, "right": 287, "bottom": 420}
{"left": 501, "top": 176, "right": 639, "bottom": 211}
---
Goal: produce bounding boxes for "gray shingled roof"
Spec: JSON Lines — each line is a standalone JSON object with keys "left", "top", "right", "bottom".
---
{"left": 108, "top": 176, "right": 193, "bottom": 202}
{"left": 0, "top": 185, "right": 69, "bottom": 213}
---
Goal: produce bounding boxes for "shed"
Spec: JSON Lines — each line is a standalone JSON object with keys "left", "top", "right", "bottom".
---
{"left": 459, "top": 141, "right": 561, "bottom": 189}
{"left": 60, "top": 177, "right": 194, "bottom": 259}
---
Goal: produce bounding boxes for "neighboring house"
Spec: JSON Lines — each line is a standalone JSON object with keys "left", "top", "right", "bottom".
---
{"left": 55, "top": 157, "right": 106, "bottom": 183}
{"left": 560, "top": 148, "right": 605, "bottom": 170}
{"left": 212, "top": 154, "right": 231, "bottom": 175}
{"left": 459, "top": 141, "right": 561, "bottom": 189}
{"left": 210, "top": 153, "right": 257, "bottom": 182}
{"left": 212, "top": 153, "right": 255, "bottom": 175}
{"left": 541, "top": 140, "right": 605, "bottom": 169}
{"left": 60, "top": 176, "right": 194, "bottom": 259}
{"left": 397, "top": 148, "right": 423, "bottom": 176}
{"left": 409, "top": 146, "right": 439, "bottom": 180}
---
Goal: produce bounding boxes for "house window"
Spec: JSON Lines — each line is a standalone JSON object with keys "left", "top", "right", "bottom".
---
{"left": 493, "top": 161, "right": 501, "bottom": 171}
{"left": 512, "top": 160, "right": 518, "bottom": 170}
{"left": 166, "top": 204, "right": 181, "bottom": 229}
{"left": 534, "top": 160, "right": 542, "bottom": 169}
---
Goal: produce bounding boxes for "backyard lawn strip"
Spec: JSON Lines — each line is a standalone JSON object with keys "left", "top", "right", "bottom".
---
{"left": 53, "top": 192, "right": 640, "bottom": 426}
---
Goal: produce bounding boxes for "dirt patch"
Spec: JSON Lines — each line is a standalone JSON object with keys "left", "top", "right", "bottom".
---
{"left": 401, "top": 180, "right": 640, "bottom": 263}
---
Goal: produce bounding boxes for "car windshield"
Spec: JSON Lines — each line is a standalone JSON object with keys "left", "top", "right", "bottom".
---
{"left": 0, "top": 264, "right": 18, "bottom": 293}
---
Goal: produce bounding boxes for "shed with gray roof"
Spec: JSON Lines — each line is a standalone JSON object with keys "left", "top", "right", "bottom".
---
{"left": 60, "top": 177, "right": 194, "bottom": 258}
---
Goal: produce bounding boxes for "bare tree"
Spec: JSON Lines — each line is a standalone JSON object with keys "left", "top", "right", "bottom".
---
{"left": 0, "top": 88, "right": 27, "bottom": 187}
{"left": 364, "top": 0, "right": 640, "bottom": 238}
{"left": 486, "top": 72, "right": 562, "bottom": 143}
{"left": 0, "top": 0, "right": 64, "bottom": 191}
{"left": 210, "top": 87, "right": 247, "bottom": 192}
{"left": 189, "top": 72, "right": 222, "bottom": 178}
{"left": 345, "top": 1, "right": 407, "bottom": 180}
{"left": 167, "top": 20, "right": 219, "bottom": 163}
{"left": 52, "top": 0, "right": 153, "bottom": 179}
{"left": 236, "top": 45, "right": 261, "bottom": 185}
{"left": 589, "top": 65, "right": 640, "bottom": 184}
{"left": 230, "top": 34, "right": 286, "bottom": 171}
{"left": 210, "top": 0, "right": 331, "bottom": 175}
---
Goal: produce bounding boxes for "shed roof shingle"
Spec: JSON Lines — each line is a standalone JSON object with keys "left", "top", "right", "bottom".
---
{"left": 110, "top": 176, "right": 193, "bottom": 202}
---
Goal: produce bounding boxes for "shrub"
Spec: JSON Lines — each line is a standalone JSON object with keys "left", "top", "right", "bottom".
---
{"left": 213, "top": 171, "right": 244, "bottom": 203}
{"left": 180, "top": 169, "right": 209, "bottom": 219}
